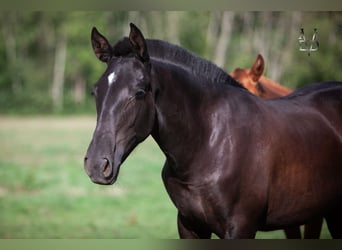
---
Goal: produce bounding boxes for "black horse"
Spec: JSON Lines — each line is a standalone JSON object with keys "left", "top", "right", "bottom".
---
{"left": 84, "top": 23, "right": 342, "bottom": 238}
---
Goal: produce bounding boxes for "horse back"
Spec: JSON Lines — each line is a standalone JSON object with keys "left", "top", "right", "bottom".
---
{"left": 263, "top": 81, "right": 342, "bottom": 228}
{"left": 306, "top": 82, "right": 342, "bottom": 136}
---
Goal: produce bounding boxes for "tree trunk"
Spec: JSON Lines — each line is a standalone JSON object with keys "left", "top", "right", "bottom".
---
{"left": 213, "top": 11, "right": 235, "bottom": 68}
{"left": 205, "top": 11, "right": 221, "bottom": 59}
{"left": 166, "top": 11, "right": 181, "bottom": 44}
{"left": 51, "top": 33, "right": 67, "bottom": 111}
{"left": 1, "top": 12, "right": 22, "bottom": 94}
{"left": 264, "top": 12, "right": 302, "bottom": 82}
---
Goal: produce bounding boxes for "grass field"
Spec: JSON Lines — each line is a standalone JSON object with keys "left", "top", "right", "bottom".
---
{"left": 0, "top": 116, "right": 332, "bottom": 239}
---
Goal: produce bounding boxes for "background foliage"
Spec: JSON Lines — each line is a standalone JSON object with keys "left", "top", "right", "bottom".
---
{"left": 0, "top": 11, "right": 341, "bottom": 114}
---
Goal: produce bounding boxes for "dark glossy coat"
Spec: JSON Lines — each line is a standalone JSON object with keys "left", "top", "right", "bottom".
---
{"left": 84, "top": 23, "right": 342, "bottom": 239}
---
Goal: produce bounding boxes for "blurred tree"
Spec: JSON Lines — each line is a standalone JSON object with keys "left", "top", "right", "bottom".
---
{"left": 0, "top": 11, "right": 340, "bottom": 114}
{"left": 212, "top": 11, "right": 235, "bottom": 68}
{"left": 1, "top": 12, "right": 21, "bottom": 95}
{"left": 51, "top": 17, "right": 67, "bottom": 111}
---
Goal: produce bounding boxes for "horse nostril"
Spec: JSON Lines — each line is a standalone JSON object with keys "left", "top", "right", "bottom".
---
{"left": 101, "top": 158, "right": 112, "bottom": 178}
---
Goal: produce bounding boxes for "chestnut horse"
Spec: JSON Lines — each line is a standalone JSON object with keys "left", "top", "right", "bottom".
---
{"left": 84, "top": 23, "right": 342, "bottom": 239}
{"left": 230, "top": 54, "right": 291, "bottom": 98}
{"left": 231, "top": 55, "right": 324, "bottom": 238}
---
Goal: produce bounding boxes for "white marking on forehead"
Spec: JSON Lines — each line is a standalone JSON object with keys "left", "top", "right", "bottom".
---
{"left": 107, "top": 71, "right": 117, "bottom": 86}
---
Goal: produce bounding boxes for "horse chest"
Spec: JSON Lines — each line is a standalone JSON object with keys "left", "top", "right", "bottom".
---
{"left": 163, "top": 175, "right": 221, "bottom": 224}
{"left": 176, "top": 187, "right": 207, "bottom": 219}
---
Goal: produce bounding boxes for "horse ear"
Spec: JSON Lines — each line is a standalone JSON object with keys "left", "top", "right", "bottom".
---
{"left": 129, "top": 23, "right": 149, "bottom": 63}
{"left": 250, "top": 54, "right": 265, "bottom": 82}
{"left": 91, "top": 27, "right": 113, "bottom": 63}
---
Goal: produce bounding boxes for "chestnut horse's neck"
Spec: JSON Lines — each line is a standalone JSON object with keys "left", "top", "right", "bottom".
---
{"left": 258, "top": 75, "right": 292, "bottom": 98}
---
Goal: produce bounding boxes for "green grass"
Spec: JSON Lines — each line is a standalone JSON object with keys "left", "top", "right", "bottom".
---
{"left": 0, "top": 116, "right": 331, "bottom": 239}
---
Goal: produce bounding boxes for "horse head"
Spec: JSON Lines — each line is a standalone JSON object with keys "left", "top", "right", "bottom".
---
{"left": 84, "top": 23, "right": 155, "bottom": 185}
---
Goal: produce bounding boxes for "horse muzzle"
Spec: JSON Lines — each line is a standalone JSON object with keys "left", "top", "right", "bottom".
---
{"left": 84, "top": 156, "right": 118, "bottom": 185}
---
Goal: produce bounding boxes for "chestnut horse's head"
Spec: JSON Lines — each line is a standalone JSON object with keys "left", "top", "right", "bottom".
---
{"left": 230, "top": 54, "right": 265, "bottom": 97}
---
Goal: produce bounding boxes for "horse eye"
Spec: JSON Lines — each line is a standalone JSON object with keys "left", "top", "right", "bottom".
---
{"left": 135, "top": 89, "right": 146, "bottom": 99}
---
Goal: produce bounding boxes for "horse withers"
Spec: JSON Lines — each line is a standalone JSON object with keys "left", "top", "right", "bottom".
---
{"left": 84, "top": 23, "right": 342, "bottom": 238}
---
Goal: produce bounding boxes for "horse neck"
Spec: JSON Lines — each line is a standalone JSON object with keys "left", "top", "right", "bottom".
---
{"left": 259, "top": 75, "right": 292, "bottom": 97}
{"left": 149, "top": 61, "right": 264, "bottom": 184}
{"left": 150, "top": 60, "right": 214, "bottom": 172}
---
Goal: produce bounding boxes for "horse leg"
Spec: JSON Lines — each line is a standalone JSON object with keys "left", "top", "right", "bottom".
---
{"left": 284, "top": 226, "right": 302, "bottom": 239}
{"left": 303, "top": 218, "right": 323, "bottom": 239}
{"left": 325, "top": 209, "right": 342, "bottom": 239}
{"left": 283, "top": 219, "right": 323, "bottom": 239}
{"left": 177, "top": 212, "right": 212, "bottom": 239}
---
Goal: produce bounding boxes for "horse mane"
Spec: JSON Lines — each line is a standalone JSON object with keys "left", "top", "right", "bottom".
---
{"left": 112, "top": 37, "right": 244, "bottom": 89}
